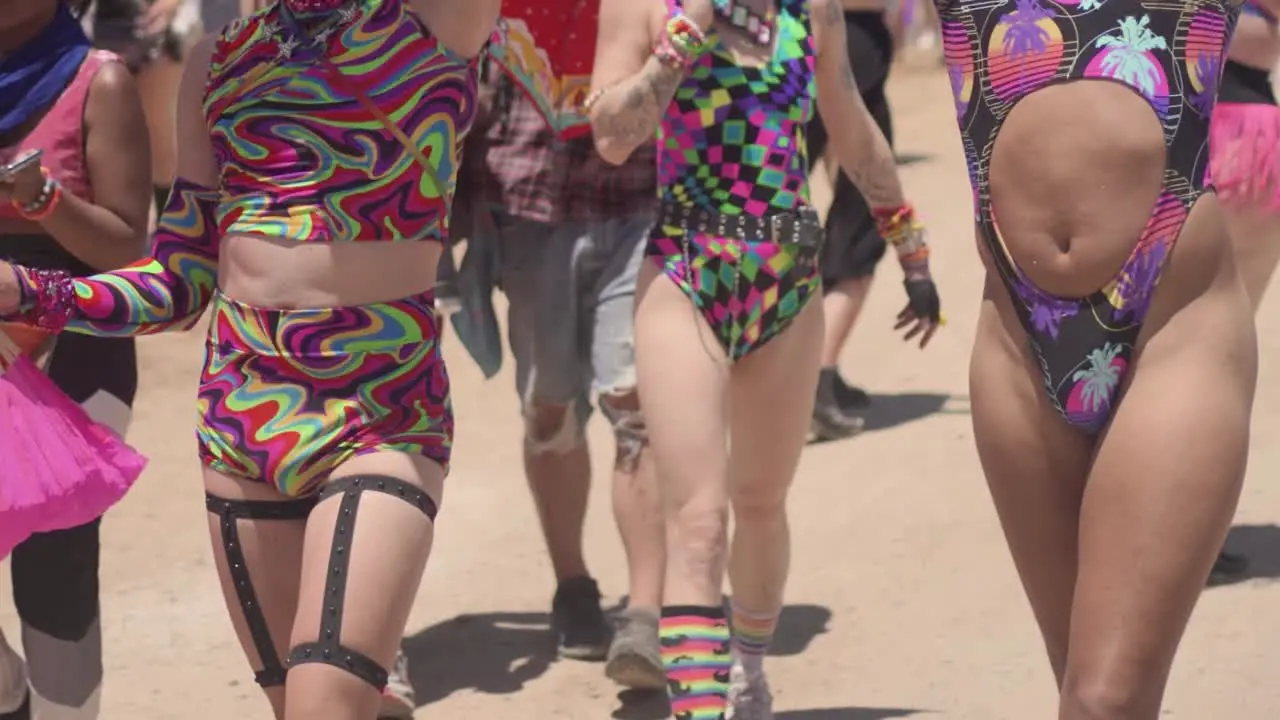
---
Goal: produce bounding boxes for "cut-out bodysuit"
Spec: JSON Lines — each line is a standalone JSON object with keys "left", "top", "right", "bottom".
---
{"left": 939, "top": 0, "right": 1239, "bottom": 432}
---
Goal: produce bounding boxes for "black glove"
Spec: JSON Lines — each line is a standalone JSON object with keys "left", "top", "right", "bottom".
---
{"left": 903, "top": 276, "right": 941, "bottom": 324}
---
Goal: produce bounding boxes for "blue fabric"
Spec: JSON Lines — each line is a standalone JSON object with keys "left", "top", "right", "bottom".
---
{"left": 0, "top": 4, "right": 91, "bottom": 138}
{"left": 448, "top": 234, "right": 504, "bottom": 379}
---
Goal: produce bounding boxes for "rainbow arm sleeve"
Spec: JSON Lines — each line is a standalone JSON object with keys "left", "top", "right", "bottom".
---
{"left": 14, "top": 178, "right": 221, "bottom": 337}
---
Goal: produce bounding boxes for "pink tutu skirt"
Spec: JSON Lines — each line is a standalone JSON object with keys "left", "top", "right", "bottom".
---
{"left": 0, "top": 330, "right": 147, "bottom": 559}
{"left": 1208, "top": 101, "right": 1280, "bottom": 210}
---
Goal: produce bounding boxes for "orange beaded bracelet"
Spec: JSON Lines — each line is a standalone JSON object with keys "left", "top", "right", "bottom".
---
{"left": 13, "top": 170, "right": 61, "bottom": 221}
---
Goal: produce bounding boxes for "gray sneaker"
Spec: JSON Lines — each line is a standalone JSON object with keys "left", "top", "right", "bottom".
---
{"left": 604, "top": 608, "right": 665, "bottom": 690}
{"left": 378, "top": 650, "right": 414, "bottom": 720}
{"left": 725, "top": 664, "right": 774, "bottom": 720}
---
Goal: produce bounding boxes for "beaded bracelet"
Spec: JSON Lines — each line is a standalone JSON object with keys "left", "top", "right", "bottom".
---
{"left": 873, "top": 204, "right": 922, "bottom": 246}
{"left": 667, "top": 14, "right": 708, "bottom": 58}
{"left": 14, "top": 171, "right": 62, "bottom": 221}
{"left": 18, "top": 267, "right": 75, "bottom": 332}
{"left": 654, "top": 13, "right": 707, "bottom": 70}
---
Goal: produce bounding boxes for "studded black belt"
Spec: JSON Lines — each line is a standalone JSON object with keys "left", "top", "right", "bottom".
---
{"left": 658, "top": 202, "right": 825, "bottom": 256}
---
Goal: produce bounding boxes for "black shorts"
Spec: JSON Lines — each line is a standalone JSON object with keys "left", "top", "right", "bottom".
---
{"left": 807, "top": 11, "right": 895, "bottom": 288}
{"left": 1218, "top": 59, "right": 1277, "bottom": 105}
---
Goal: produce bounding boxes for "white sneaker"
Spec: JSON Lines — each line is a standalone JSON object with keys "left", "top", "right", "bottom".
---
{"left": 0, "top": 633, "right": 28, "bottom": 715}
{"left": 377, "top": 650, "right": 414, "bottom": 720}
{"left": 725, "top": 664, "right": 773, "bottom": 720}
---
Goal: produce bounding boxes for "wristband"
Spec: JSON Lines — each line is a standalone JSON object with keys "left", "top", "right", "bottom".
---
{"left": 14, "top": 171, "right": 62, "bottom": 221}
{"left": 17, "top": 267, "right": 74, "bottom": 332}
{"left": 655, "top": 13, "right": 707, "bottom": 70}
{"left": 873, "top": 204, "right": 922, "bottom": 246}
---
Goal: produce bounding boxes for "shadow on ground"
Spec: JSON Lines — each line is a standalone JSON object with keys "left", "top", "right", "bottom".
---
{"left": 1208, "top": 524, "right": 1280, "bottom": 587}
{"left": 402, "top": 611, "right": 555, "bottom": 707}
{"left": 895, "top": 153, "right": 933, "bottom": 166}
{"left": 776, "top": 709, "right": 927, "bottom": 719}
{"left": 862, "top": 392, "right": 964, "bottom": 433}
{"left": 810, "top": 393, "right": 965, "bottom": 444}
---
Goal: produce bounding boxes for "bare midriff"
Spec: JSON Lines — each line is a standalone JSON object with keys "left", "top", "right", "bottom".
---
{"left": 216, "top": 234, "right": 443, "bottom": 308}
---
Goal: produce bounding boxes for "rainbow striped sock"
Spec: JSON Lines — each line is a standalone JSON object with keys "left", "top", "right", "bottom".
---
{"left": 660, "top": 606, "right": 732, "bottom": 719}
{"left": 730, "top": 602, "right": 779, "bottom": 671}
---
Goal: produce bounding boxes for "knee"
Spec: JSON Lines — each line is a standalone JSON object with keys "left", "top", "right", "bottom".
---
{"left": 730, "top": 482, "right": 789, "bottom": 524}
{"left": 1060, "top": 668, "right": 1163, "bottom": 720}
{"left": 669, "top": 497, "right": 730, "bottom": 568}
{"left": 599, "top": 390, "right": 648, "bottom": 472}
{"left": 523, "top": 402, "right": 585, "bottom": 455}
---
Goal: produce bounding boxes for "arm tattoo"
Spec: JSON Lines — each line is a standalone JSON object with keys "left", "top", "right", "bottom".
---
{"left": 843, "top": 136, "right": 905, "bottom": 208}
{"left": 593, "top": 57, "right": 685, "bottom": 150}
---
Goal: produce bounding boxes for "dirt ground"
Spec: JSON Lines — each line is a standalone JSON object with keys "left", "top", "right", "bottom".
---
{"left": 4, "top": 62, "right": 1280, "bottom": 720}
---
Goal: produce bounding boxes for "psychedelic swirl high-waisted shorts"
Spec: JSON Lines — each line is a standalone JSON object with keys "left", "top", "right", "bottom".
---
{"left": 196, "top": 290, "right": 452, "bottom": 497}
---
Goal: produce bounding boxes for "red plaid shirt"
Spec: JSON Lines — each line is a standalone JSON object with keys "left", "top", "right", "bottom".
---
{"left": 464, "top": 67, "right": 655, "bottom": 224}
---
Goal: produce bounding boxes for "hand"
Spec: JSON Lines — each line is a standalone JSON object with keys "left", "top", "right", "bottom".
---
{"left": 0, "top": 152, "right": 46, "bottom": 208}
{"left": 137, "top": 0, "right": 182, "bottom": 38}
{"left": 0, "top": 262, "right": 23, "bottom": 317}
{"left": 681, "top": 0, "right": 715, "bottom": 32}
{"left": 893, "top": 276, "right": 942, "bottom": 348}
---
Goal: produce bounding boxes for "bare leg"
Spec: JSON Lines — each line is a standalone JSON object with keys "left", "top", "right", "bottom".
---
{"left": 1225, "top": 206, "right": 1280, "bottom": 312}
{"left": 603, "top": 389, "right": 665, "bottom": 613}
{"left": 635, "top": 261, "right": 732, "bottom": 607}
{"left": 204, "top": 469, "right": 309, "bottom": 720}
{"left": 601, "top": 389, "right": 668, "bottom": 691}
{"left": 969, "top": 277, "right": 1093, "bottom": 682}
{"left": 634, "top": 261, "right": 735, "bottom": 715}
{"left": 1061, "top": 249, "right": 1255, "bottom": 717}
{"left": 284, "top": 452, "right": 441, "bottom": 720}
{"left": 819, "top": 277, "right": 872, "bottom": 367}
{"left": 725, "top": 298, "right": 823, "bottom": 713}
{"left": 523, "top": 408, "right": 593, "bottom": 584}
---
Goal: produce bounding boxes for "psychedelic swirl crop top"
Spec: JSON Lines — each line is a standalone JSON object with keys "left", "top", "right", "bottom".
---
{"left": 204, "top": 0, "right": 478, "bottom": 243}
{"left": 656, "top": 0, "right": 817, "bottom": 217}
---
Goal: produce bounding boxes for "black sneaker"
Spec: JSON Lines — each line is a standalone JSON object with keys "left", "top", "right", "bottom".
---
{"left": 811, "top": 394, "right": 865, "bottom": 441}
{"left": 551, "top": 576, "right": 609, "bottom": 661}
{"left": 833, "top": 374, "right": 871, "bottom": 410}
{"left": 1208, "top": 551, "right": 1249, "bottom": 586}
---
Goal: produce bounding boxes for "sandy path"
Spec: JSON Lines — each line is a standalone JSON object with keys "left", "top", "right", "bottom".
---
{"left": 3, "top": 62, "right": 1279, "bottom": 720}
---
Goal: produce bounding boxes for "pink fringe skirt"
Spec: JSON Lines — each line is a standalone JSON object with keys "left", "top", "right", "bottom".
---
{"left": 1209, "top": 101, "right": 1280, "bottom": 210}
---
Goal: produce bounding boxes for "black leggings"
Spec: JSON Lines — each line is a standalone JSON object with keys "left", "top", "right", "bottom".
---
{"left": 807, "top": 10, "right": 896, "bottom": 288}
{"left": 1218, "top": 58, "right": 1277, "bottom": 105}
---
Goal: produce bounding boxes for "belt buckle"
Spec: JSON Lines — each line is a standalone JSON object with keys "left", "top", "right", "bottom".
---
{"left": 796, "top": 207, "right": 822, "bottom": 250}
{"left": 768, "top": 213, "right": 787, "bottom": 243}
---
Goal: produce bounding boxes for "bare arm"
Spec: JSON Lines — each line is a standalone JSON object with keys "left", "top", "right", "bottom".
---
{"left": 35, "top": 62, "right": 151, "bottom": 271}
{"left": 0, "top": 35, "right": 222, "bottom": 335}
{"left": 407, "top": 0, "right": 501, "bottom": 59}
{"left": 588, "top": 0, "right": 682, "bottom": 165}
{"left": 811, "top": 0, "right": 906, "bottom": 209}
